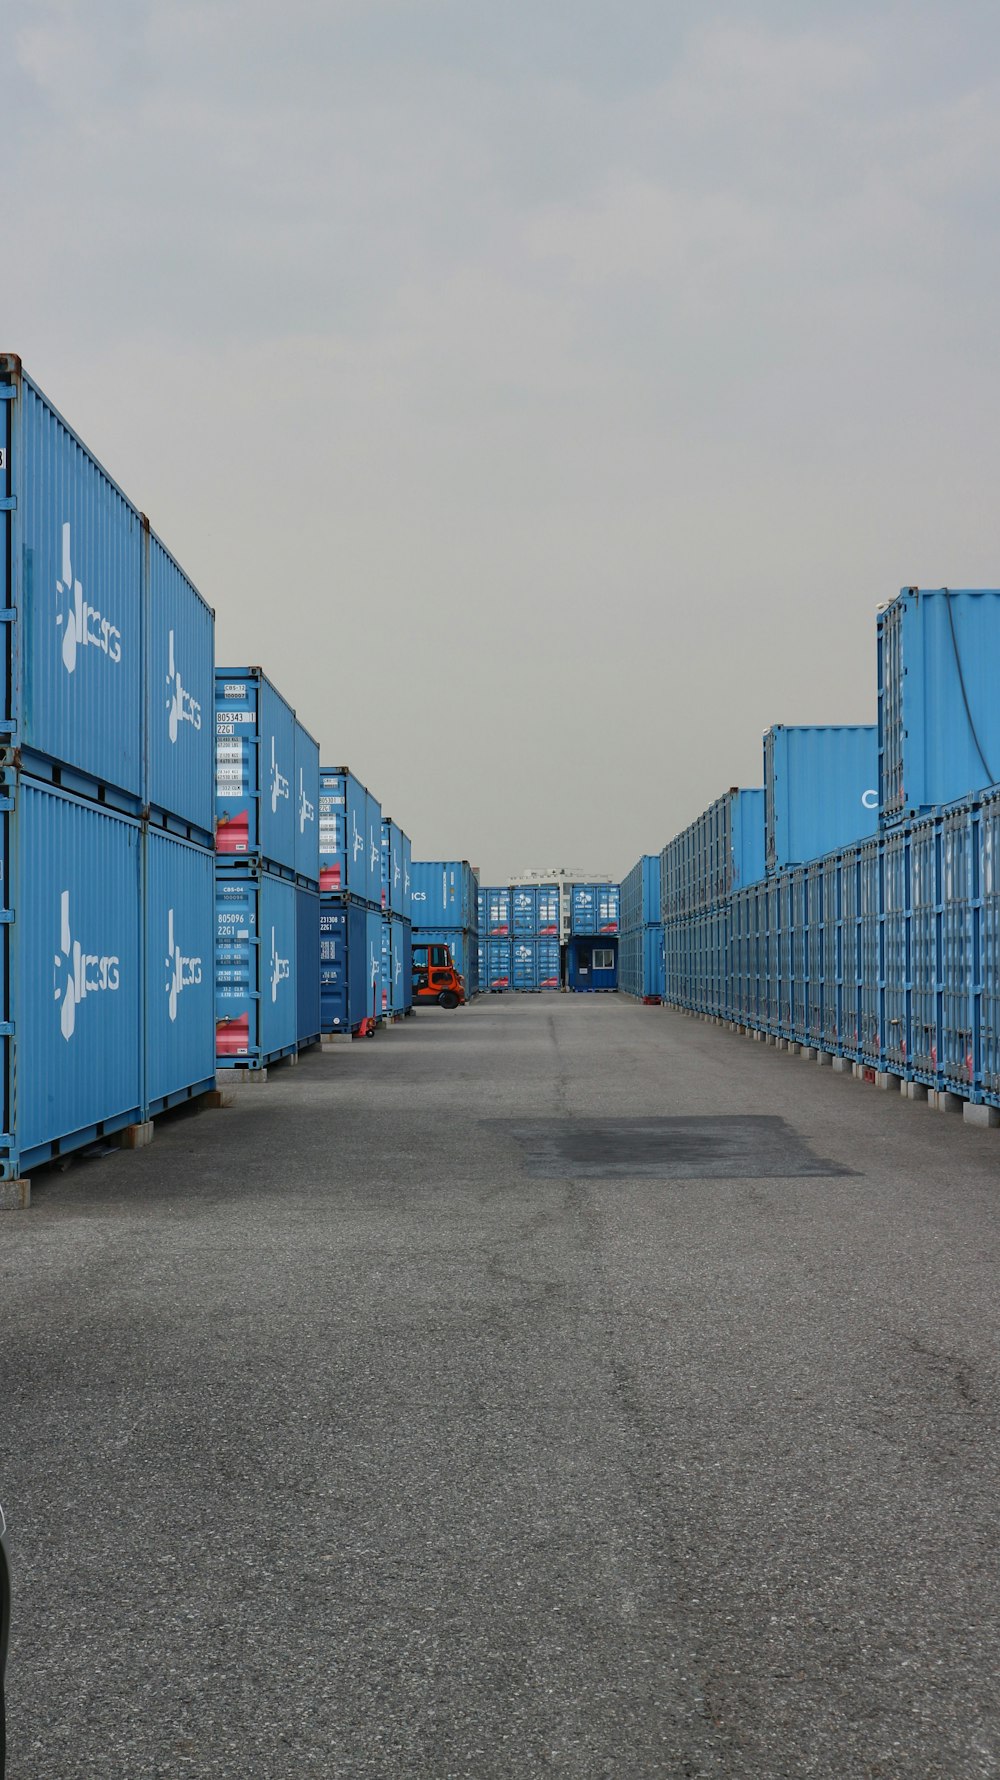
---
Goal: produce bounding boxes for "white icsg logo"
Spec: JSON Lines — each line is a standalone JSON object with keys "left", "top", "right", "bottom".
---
{"left": 270, "top": 736, "right": 290, "bottom": 814}
{"left": 299, "top": 769, "right": 315, "bottom": 834}
{"left": 166, "top": 630, "right": 202, "bottom": 742}
{"left": 56, "top": 523, "right": 122, "bottom": 673}
{"left": 165, "top": 908, "right": 202, "bottom": 1022}
{"left": 271, "top": 928, "right": 290, "bottom": 1001}
{"left": 53, "top": 889, "right": 120, "bottom": 1042}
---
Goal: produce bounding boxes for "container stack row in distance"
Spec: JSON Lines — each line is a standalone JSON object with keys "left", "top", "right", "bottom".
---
{"left": 644, "top": 588, "right": 1000, "bottom": 1112}
{"left": 316, "top": 772, "right": 398, "bottom": 1039}
{"left": 0, "top": 353, "right": 219, "bottom": 1177}
{"left": 214, "top": 670, "right": 321, "bottom": 1070}
{"left": 619, "top": 858, "right": 665, "bottom": 1002}
{"left": 476, "top": 883, "right": 620, "bottom": 992}
{"left": 412, "top": 861, "right": 480, "bottom": 999}
{"left": 477, "top": 884, "right": 561, "bottom": 992}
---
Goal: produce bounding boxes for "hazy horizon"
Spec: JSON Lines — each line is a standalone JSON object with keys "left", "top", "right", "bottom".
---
{"left": 9, "top": 1, "right": 1000, "bottom": 881}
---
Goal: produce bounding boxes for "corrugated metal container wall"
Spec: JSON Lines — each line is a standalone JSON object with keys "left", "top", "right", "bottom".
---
{"left": 215, "top": 867, "right": 298, "bottom": 1067}
{"left": 144, "top": 830, "right": 215, "bottom": 1117}
{"left": 883, "top": 828, "right": 909, "bottom": 1073}
{"left": 909, "top": 818, "right": 940, "bottom": 1084}
{"left": 380, "top": 916, "right": 392, "bottom": 1016}
{"left": 621, "top": 856, "right": 661, "bottom": 931}
{"left": 5, "top": 778, "right": 143, "bottom": 1175}
{"left": 319, "top": 897, "right": 369, "bottom": 1033}
{"left": 486, "top": 887, "right": 510, "bottom": 935}
{"left": 410, "top": 862, "right": 478, "bottom": 930}
{"left": 511, "top": 888, "right": 537, "bottom": 935}
{"left": 764, "top": 726, "right": 878, "bottom": 873}
{"left": 381, "top": 820, "right": 409, "bottom": 917}
{"left": 619, "top": 927, "right": 665, "bottom": 1000}
{"left": 365, "top": 790, "right": 383, "bottom": 912}
{"left": 401, "top": 922, "right": 413, "bottom": 1013}
{"left": 942, "top": 806, "right": 975, "bottom": 1091}
{"left": 981, "top": 793, "right": 1000, "bottom": 1105}
{"left": 878, "top": 589, "right": 1000, "bottom": 824}
{"left": 486, "top": 938, "right": 512, "bottom": 990}
{"left": 293, "top": 722, "right": 320, "bottom": 888}
{"left": 511, "top": 939, "right": 538, "bottom": 991}
{"left": 295, "top": 887, "right": 321, "bottom": 1047}
{"left": 146, "top": 528, "right": 215, "bottom": 842}
{"left": 730, "top": 789, "right": 766, "bottom": 895}
{"left": 215, "top": 669, "right": 297, "bottom": 875}
{"left": 318, "top": 769, "right": 371, "bottom": 900}
{"left": 1, "top": 357, "right": 144, "bottom": 806}
{"left": 364, "top": 907, "right": 383, "bottom": 1023}
{"left": 570, "top": 884, "right": 620, "bottom": 935}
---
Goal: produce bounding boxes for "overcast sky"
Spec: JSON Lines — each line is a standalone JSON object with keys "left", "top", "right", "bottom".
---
{"left": 8, "top": 1, "right": 1000, "bottom": 881}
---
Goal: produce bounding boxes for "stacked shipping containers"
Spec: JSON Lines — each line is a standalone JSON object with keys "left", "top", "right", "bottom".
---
{"left": 412, "top": 860, "right": 480, "bottom": 998}
{"left": 509, "top": 883, "right": 561, "bottom": 991}
{"left": 214, "top": 670, "right": 320, "bottom": 1069}
{"left": 567, "top": 884, "right": 620, "bottom": 991}
{"left": 318, "top": 768, "right": 383, "bottom": 1035}
{"left": 0, "top": 355, "right": 217, "bottom": 1180}
{"left": 478, "top": 885, "right": 512, "bottom": 990}
{"left": 379, "top": 818, "right": 413, "bottom": 1019}
{"left": 619, "top": 857, "right": 664, "bottom": 1002}
{"left": 660, "top": 791, "right": 764, "bottom": 1015}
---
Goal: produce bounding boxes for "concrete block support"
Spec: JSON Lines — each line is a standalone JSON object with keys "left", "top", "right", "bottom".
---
{"left": 934, "top": 1091, "right": 964, "bottom": 1115}
{"left": 119, "top": 1122, "right": 154, "bottom": 1150}
{"left": 206, "top": 1087, "right": 237, "bottom": 1110}
{"left": 964, "top": 1102, "right": 1000, "bottom": 1128}
{"left": 904, "top": 1081, "right": 929, "bottom": 1101}
{"left": 0, "top": 1179, "right": 30, "bottom": 1210}
{"left": 832, "top": 1057, "right": 851, "bottom": 1074}
{"left": 875, "top": 1073, "right": 894, "bottom": 1092}
{"left": 228, "top": 1068, "right": 269, "bottom": 1086}
{"left": 322, "top": 1034, "right": 352, "bottom": 1049}
{"left": 816, "top": 1051, "right": 832, "bottom": 1066}
{"left": 800, "top": 1047, "right": 816, "bottom": 1061}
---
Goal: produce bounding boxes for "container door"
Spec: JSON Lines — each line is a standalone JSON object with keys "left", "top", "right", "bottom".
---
{"left": 215, "top": 870, "right": 259, "bottom": 1063}
{"left": 259, "top": 874, "right": 297, "bottom": 1058}
{"left": 296, "top": 887, "right": 321, "bottom": 1045}
{"left": 145, "top": 830, "right": 215, "bottom": 1112}
{"left": 16, "top": 781, "right": 142, "bottom": 1159}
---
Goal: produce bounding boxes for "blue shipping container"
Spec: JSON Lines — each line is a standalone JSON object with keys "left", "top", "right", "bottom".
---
{"left": 0, "top": 356, "right": 144, "bottom": 807}
{"left": 619, "top": 927, "right": 665, "bottom": 1001}
{"left": 765, "top": 725, "right": 878, "bottom": 872}
{"left": 879, "top": 588, "right": 1000, "bottom": 823}
{"left": 621, "top": 856, "right": 661, "bottom": 932}
{"left": 144, "top": 830, "right": 215, "bottom": 1117}
{"left": 484, "top": 887, "right": 510, "bottom": 935}
{"left": 319, "top": 897, "right": 369, "bottom": 1033}
{"left": 146, "top": 528, "right": 215, "bottom": 843}
{"left": 215, "top": 669, "right": 297, "bottom": 876}
{"left": 293, "top": 720, "right": 320, "bottom": 888}
{"left": 381, "top": 819, "right": 411, "bottom": 918}
{"left": 296, "top": 886, "right": 321, "bottom": 1047}
{"left": 215, "top": 865, "right": 298, "bottom": 1067}
{"left": 511, "top": 939, "right": 559, "bottom": 990}
{"left": 318, "top": 767, "right": 381, "bottom": 906}
{"left": 0, "top": 775, "right": 144, "bottom": 1177}
{"left": 380, "top": 915, "right": 408, "bottom": 1016}
{"left": 485, "top": 938, "right": 512, "bottom": 990}
{"left": 411, "top": 862, "right": 478, "bottom": 931}
{"left": 570, "top": 884, "right": 620, "bottom": 936}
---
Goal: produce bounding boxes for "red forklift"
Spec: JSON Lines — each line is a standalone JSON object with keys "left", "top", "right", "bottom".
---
{"left": 411, "top": 940, "right": 465, "bottom": 1009}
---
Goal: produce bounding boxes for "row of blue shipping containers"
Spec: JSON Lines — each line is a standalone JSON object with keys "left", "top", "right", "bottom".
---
{"left": 619, "top": 855, "right": 665, "bottom": 1001}
{"left": 478, "top": 938, "right": 561, "bottom": 991}
{"left": 663, "top": 784, "right": 1000, "bottom": 1103}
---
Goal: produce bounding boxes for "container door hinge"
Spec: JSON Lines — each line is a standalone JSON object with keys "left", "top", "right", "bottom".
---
{"left": 0, "top": 611, "right": 15, "bottom": 622}
{"left": 0, "top": 1023, "right": 14, "bottom": 1037}
{"left": 0, "top": 910, "right": 13, "bottom": 924}
{"left": 0, "top": 387, "right": 15, "bottom": 400}
{"left": 0, "top": 498, "right": 15, "bottom": 512}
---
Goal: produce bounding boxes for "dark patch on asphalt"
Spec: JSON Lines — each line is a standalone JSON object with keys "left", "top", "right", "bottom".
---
{"left": 485, "top": 1115, "right": 854, "bottom": 1180}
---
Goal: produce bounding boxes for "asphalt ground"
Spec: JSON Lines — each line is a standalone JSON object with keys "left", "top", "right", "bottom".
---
{"left": 2, "top": 994, "right": 1000, "bottom": 1778}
